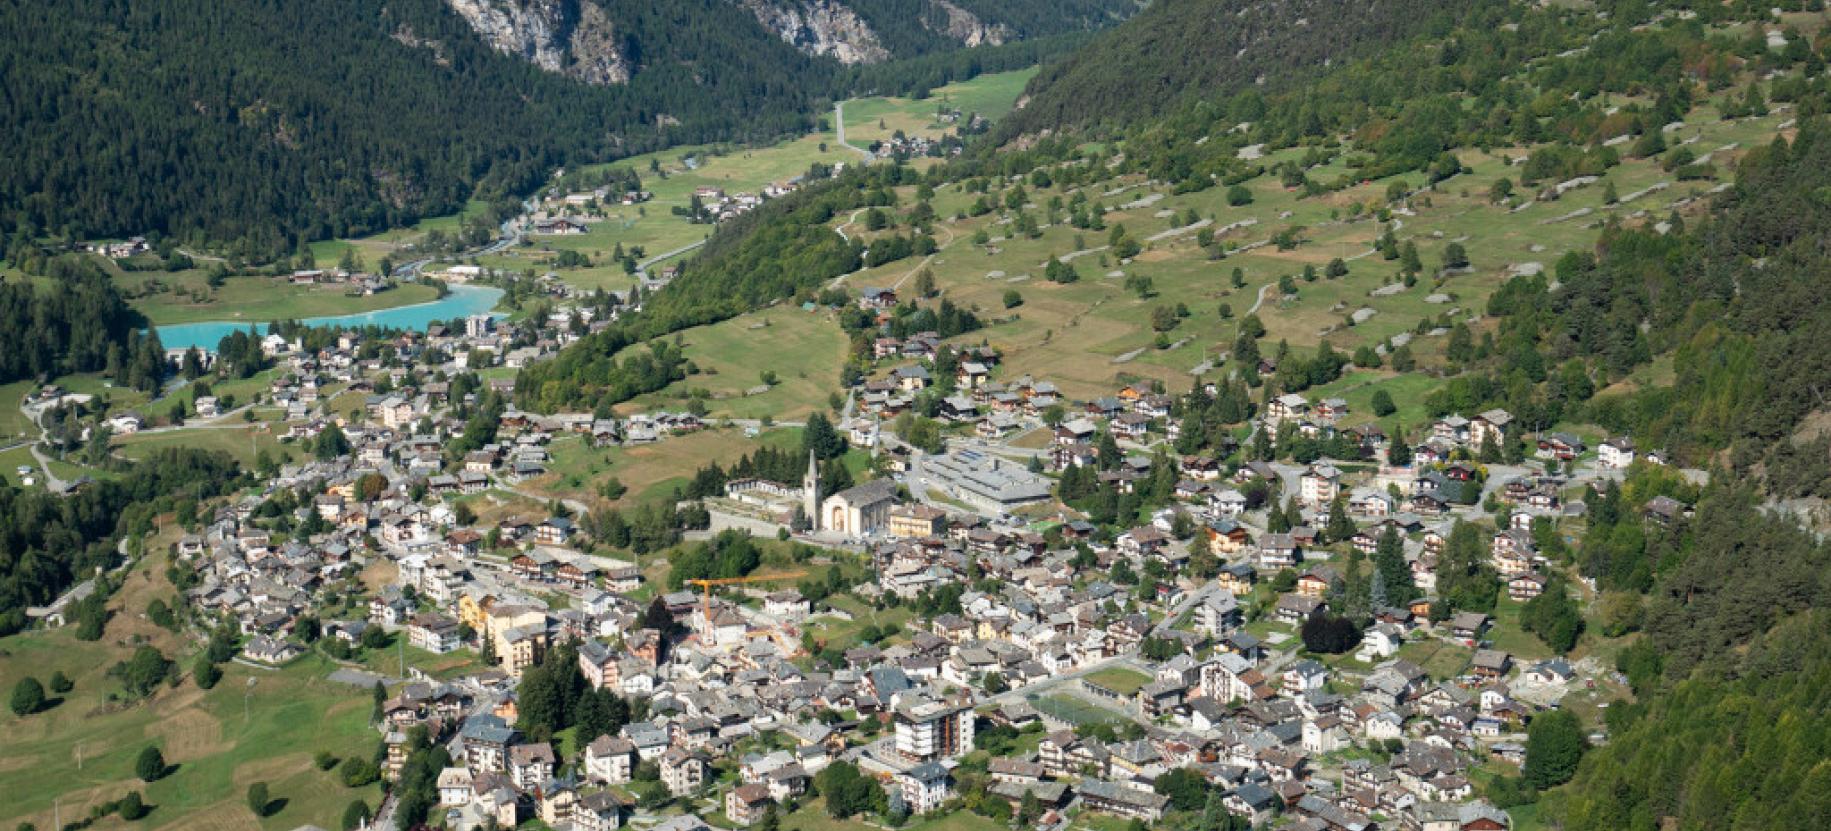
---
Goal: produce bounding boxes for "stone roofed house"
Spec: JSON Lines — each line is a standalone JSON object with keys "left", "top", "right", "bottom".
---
{"left": 585, "top": 735, "right": 637, "bottom": 783}
{"left": 1599, "top": 435, "right": 1636, "bottom": 468}
{"left": 461, "top": 714, "right": 518, "bottom": 772}
{"left": 508, "top": 741, "right": 555, "bottom": 790}
{"left": 1470, "top": 408, "right": 1513, "bottom": 449}
{"left": 1078, "top": 778, "right": 1171, "bottom": 822}
{"left": 725, "top": 783, "right": 775, "bottom": 826}
{"left": 661, "top": 747, "right": 708, "bottom": 795}
{"left": 1417, "top": 800, "right": 1512, "bottom": 831}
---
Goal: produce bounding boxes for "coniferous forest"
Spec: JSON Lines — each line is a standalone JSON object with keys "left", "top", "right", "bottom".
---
{"left": 0, "top": 0, "right": 1130, "bottom": 259}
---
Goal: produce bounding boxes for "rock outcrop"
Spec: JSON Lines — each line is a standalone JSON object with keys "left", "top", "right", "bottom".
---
{"left": 926, "top": 0, "right": 1009, "bottom": 48}
{"left": 443, "top": 0, "right": 631, "bottom": 85}
{"left": 736, "top": 0, "right": 890, "bottom": 64}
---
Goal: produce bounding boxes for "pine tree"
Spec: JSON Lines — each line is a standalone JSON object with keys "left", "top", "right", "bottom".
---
{"left": 1326, "top": 494, "right": 1356, "bottom": 542}
{"left": 137, "top": 746, "right": 167, "bottom": 781}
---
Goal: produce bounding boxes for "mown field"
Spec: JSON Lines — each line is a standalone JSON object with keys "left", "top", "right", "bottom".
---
{"left": 838, "top": 67, "right": 1037, "bottom": 146}
{"left": 615, "top": 304, "right": 851, "bottom": 421}
{"left": 524, "top": 425, "right": 807, "bottom": 511}
{"left": 0, "top": 548, "right": 382, "bottom": 831}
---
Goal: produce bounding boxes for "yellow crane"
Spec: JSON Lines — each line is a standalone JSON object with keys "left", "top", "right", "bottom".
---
{"left": 684, "top": 570, "right": 809, "bottom": 619}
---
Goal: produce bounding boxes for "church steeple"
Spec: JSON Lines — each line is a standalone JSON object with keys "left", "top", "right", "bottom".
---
{"left": 803, "top": 449, "right": 820, "bottom": 531}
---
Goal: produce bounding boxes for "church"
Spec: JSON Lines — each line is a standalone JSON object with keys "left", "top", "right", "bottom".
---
{"left": 803, "top": 451, "right": 896, "bottom": 536}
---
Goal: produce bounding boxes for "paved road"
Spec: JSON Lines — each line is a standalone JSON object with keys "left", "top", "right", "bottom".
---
{"left": 395, "top": 197, "right": 531, "bottom": 279}
{"left": 28, "top": 445, "right": 69, "bottom": 493}
{"left": 834, "top": 102, "right": 873, "bottom": 161}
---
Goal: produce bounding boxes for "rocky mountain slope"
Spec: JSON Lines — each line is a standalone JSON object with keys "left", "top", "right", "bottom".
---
{"left": 438, "top": 0, "right": 1133, "bottom": 79}
{"left": 444, "top": 0, "right": 632, "bottom": 84}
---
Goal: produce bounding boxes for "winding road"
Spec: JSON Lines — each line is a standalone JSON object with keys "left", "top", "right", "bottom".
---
{"left": 1247, "top": 281, "right": 1275, "bottom": 315}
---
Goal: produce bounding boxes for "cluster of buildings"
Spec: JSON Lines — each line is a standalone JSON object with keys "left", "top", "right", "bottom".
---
{"left": 114, "top": 266, "right": 1696, "bottom": 831}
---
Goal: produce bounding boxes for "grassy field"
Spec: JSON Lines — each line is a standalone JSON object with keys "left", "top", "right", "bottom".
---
{"left": 838, "top": 68, "right": 1036, "bottom": 146}
{"left": 0, "top": 551, "right": 382, "bottom": 831}
{"left": 617, "top": 304, "right": 850, "bottom": 420}
{"left": 349, "top": 639, "right": 485, "bottom": 682}
{"left": 803, "top": 594, "right": 915, "bottom": 652}
{"left": 1398, "top": 638, "right": 1475, "bottom": 681}
{"left": 113, "top": 424, "right": 293, "bottom": 469}
{"left": 309, "top": 199, "right": 494, "bottom": 268}
{"left": 519, "top": 69, "right": 1033, "bottom": 294}
{"left": 1030, "top": 693, "right": 1127, "bottom": 728}
{"left": 524, "top": 132, "right": 852, "bottom": 294}
{"left": 109, "top": 259, "right": 443, "bottom": 326}
{"left": 525, "top": 425, "right": 805, "bottom": 511}
{"left": 0, "top": 378, "right": 38, "bottom": 441}
{"left": 813, "top": 94, "right": 1794, "bottom": 403}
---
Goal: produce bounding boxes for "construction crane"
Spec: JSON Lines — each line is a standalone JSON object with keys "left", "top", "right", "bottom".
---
{"left": 684, "top": 570, "right": 809, "bottom": 619}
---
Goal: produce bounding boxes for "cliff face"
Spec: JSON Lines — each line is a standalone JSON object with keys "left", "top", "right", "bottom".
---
{"left": 927, "top": 0, "right": 1008, "bottom": 48}
{"left": 738, "top": 0, "right": 890, "bottom": 64}
{"left": 442, "top": 0, "right": 631, "bottom": 85}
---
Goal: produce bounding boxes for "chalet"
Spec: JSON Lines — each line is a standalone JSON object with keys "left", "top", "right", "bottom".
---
{"left": 1117, "top": 526, "right": 1169, "bottom": 559}
{"left": 1206, "top": 519, "right": 1252, "bottom": 554}
{"left": 1507, "top": 571, "right": 1548, "bottom": 601}
{"left": 1216, "top": 563, "right": 1258, "bottom": 595}
{"left": 1470, "top": 649, "right": 1512, "bottom": 680}
{"left": 532, "top": 217, "right": 588, "bottom": 235}
{"left": 1275, "top": 594, "right": 1324, "bottom": 625}
{"left": 1432, "top": 415, "right": 1471, "bottom": 445}
{"left": 1296, "top": 566, "right": 1340, "bottom": 598}
{"left": 894, "top": 365, "right": 932, "bottom": 391}
{"left": 1448, "top": 612, "right": 1491, "bottom": 644}
{"left": 725, "top": 784, "right": 774, "bottom": 826}
{"left": 1267, "top": 394, "right": 1311, "bottom": 423}
{"left": 1643, "top": 495, "right": 1690, "bottom": 526}
{"left": 535, "top": 517, "right": 574, "bottom": 546}
{"left": 957, "top": 361, "right": 990, "bottom": 389}
{"left": 858, "top": 287, "right": 898, "bottom": 310}
{"left": 1535, "top": 432, "right": 1585, "bottom": 461}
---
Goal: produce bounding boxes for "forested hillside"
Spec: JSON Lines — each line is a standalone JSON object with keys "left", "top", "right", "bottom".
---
{"left": 1452, "top": 94, "right": 1831, "bottom": 831}
{"left": 1478, "top": 124, "right": 1831, "bottom": 495}
{"left": 0, "top": 448, "right": 243, "bottom": 636}
{"left": 0, "top": 0, "right": 825, "bottom": 257}
{"left": 0, "top": 257, "right": 156, "bottom": 388}
{"left": 997, "top": 0, "right": 1494, "bottom": 139}
{"left": 0, "top": 0, "right": 1129, "bottom": 260}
